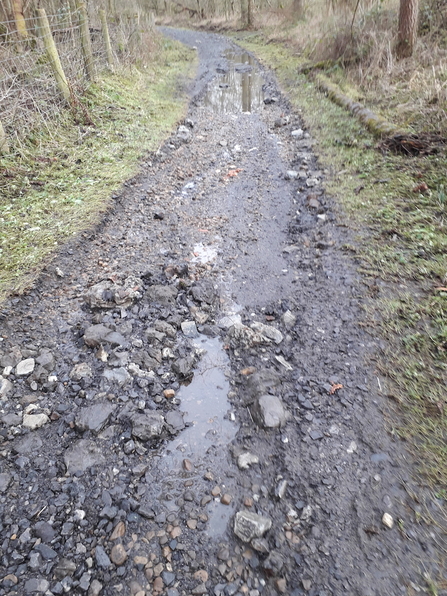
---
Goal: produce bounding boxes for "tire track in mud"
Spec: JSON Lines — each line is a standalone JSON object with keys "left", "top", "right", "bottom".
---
{"left": 0, "top": 27, "right": 444, "bottom": 596}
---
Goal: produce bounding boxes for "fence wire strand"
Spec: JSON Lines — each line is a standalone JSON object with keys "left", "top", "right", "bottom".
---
{"left": 0, "top": 5, "right": 155, "bottom": 151}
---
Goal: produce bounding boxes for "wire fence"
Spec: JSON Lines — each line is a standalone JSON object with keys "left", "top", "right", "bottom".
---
{"left": 0, "top": 5, "right": 155, "bottom": 152}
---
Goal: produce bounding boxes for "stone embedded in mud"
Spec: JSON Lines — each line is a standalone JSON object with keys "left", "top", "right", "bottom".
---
{"left": 218, "top": 313, "right": 242, "bottom": 329}
{"left": 75, "top": 402, "right": 117, "bottom": 433}
{"left": 252, "top": 394, "right": 287, "bottom": 429}
{"left": 237, "top": 452, "right": 260, "bottom": 470}
{"left": 234, "top": 511, "right": 272, "bottom": 542}
{"left": 263, "top": 550, "right": 285, "bottom": 575}
{"left": 110, "top": 543, "right": 127, "bottom": 566}
{"left": 64, "top": 439, "right": 105, "bottom": 474}
{"left": 85, "top": 277, "right": 143, "bottom": 309}
{"left": 190, "top": 279, "right": 218, "bottom": 305}
{"left": 0, "top": 375, "right": 13, "bottom": 399}
{"left": 227, "top": 323, "right": 264, "bottom": 348}
{"left": 16, "top": 358, "right": 35, "bottom": 376}
{"left": 285, "top": 170, "right": 299, "bottom": 180}
{"left": 23, "top": 413, "right": 50, "bottom": 430}
{"left": 53, "top": 559, "right": 77, "bottom": 580}
{"left": 130, "top": 410, "right": 164, "bottom": 442}
{"left": 177, "top": 124, "right": 192, "bottom": 142}
{"left": 282, "top": 310, "right": 296, "bottom": 329}
{"left": 172, "top": 356, "right": 196, "bottom": 378}
{"left": 250, "top": 322, "right": 283, "bottom": 345}
{"left": 291, "top": 128, "right": 304, "bottom": 138}
{"left": 70, "top": 362, "right": 93, "bottom": 381}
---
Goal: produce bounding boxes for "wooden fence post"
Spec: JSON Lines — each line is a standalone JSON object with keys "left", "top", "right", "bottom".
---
{"left": 37, "top": 8, "right": 71, "bottom": 102}
{"left": 99, "top": 9, "right": 115, "bottom": 72}
{"left": 0, "top": 121, "right": 9, "bottom": 155}
{"left": 76, "top": 0, "right": 96, "bottom": 81}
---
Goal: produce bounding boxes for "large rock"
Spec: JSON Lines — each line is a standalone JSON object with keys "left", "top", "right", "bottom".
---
{"left": 251, "top": 394, "right": 287, "bottom": 428}
{"left": 70, "top": 363, "right": 93, "bottom": 381}
{"left": 13, "top": 434, "right": 43, "bottom": 454}
{"left": 190, "top": 279, "right": 218, "bottom": 304}
{"left": 131, "top": 411, "right": 164, "bottom": 442}
{"left": 85, "top": 276, "right": 143, "bottom": 309}
{"left": 234, "top": 511, "right": 272, "bottom": 542}
{"left": 146, "top": 285, "right": 178, "bottom": 306}
{"left": 75, "top": 403, "right": 117, "bottom": 433}
{"left": 102, "top": 367, "right": 131, "bottom": 387}
{"left": 83, "top": 325, "right": 113, "bottom": 348}
{"left": 64, "top": 440, "right": 105, "bottom": 474}
{"left": 23, "top": 413, "right": 49, "bottom": 430}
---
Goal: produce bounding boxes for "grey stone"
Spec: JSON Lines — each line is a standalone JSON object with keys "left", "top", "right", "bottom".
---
{"left": 217, "top": 314, "right": 242, "bottom": 329}
{"left": 181, "top": 320, "right": 198, "bottom": 337}
{"left": 53, "top": 559, "right": 77, "bottom": 579}
{"left": 0, "top": 375, "right": 13, "bottom": 399}
{"left": 252, "top": 395, "right": 287, "bottom": 428}
{"left": 282, "top": 310, "right": 296, "bottom": 328}
{"left": 70, "top": 363, "right": 93, "bottom": 380}
{"left": 88, "top": 579, "right": 103, "bottom": 596}
{"left": 172, "top": 356, "right": 196, "bottom": 377}
{"left": 162, "top": 571, "right": 176, "bottom": 586}
{"left": 285, "top": 170, "right": 299, "bottom": 180}
{"left": 234, "top": 511, "right": 272, "bottom": 542}
{"left": 237, "top": 452, "right": 259, "bottom": 469}
{"left": 13, "top": 434, "right": 43, "bottom": 454}
{"left": 250, "top": 322, "right": 283, "bottom": 344}
{"left": 177, "top": 125, "right": 192, "bottom": 142}
{"left": 33, "top": 521, "right": 55, "bottom": 542}
{"left": 0, "top": 472, "right": 11, "bottom": 492}
{"left": 131, "top": 411, "right": 164, "bottom": 442}
{"left": 16, "top": 358, "right": 35, "bottom": 376}
{"left": 24, "top": 578, "right": 50, "bottom": 593}
{"left": 35, "top": 543, "right": 58, "bottom": 559}
{"left": 102, "top": 367, "right": 131, "bottom": 387}
{"left": 191, "top": 280, "right": 217, "bottom": 304}
{"left": 104, "top": 331, "right": 127, "bottom": 347}
{"left": 165, "top": 410, "right": 185, "bottom": 431}
{"left": 263, "top": 550, "right": 284, "bottom": 574}
{"left": 309, "top": 429, "right": 324, "bottom": 440}
{"left": 36, "top": 351, "right": 55, "bottom": 370}
{"left": 75, "top": 403, "right": 117, "bottom": 433}
{"left": 95, "top": 545, "right": 111, "bottom": 568}
{"left": 83, "top": 325, "right": 113, "bottom": 348}
{"left": 146, "top": 284, "right": 178, "bottom": 306}
{"left": 79, "top": 572, "right": 91, "bottom": 591}
{"left": 22, "top": 413, "right": 49, "bottom": 430}
{"left": 28, "top": 552, "right": 43, "bottom": 570}
{"left": 2, "top": 412, "right": 22, "bottom": 426}
{"left": 85, "top": 278, "right": 143, "bottom": 309}
{"left": 64, "top": 439, "right": 105, "bottom": 474}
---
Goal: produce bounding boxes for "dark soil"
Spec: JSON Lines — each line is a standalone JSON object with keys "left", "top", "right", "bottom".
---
{"left": 0, "top": 28, "right": 445, "bottom": 596}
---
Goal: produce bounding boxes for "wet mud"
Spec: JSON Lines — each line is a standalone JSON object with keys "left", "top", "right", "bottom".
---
{"left": 0, "top": 27, "right": 445, "bottom": 596}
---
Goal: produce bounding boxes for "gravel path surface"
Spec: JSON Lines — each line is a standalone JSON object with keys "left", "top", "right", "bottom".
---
{"left": 0, "top": 27, "right": 445, "bottom": 596}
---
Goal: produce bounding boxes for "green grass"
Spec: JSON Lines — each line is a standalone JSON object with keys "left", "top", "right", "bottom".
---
{"left": 236, "top": 32, "right": 447, "bottom": 488}
{"left": 0, "top": 35, "right": 196, "bottom": 300}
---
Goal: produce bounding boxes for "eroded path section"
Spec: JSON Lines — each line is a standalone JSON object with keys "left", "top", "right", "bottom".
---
{"left": 0, "top": 28, "right": 444, "bottom": 596}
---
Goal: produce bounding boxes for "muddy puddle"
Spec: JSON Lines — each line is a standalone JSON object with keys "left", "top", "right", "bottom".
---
{"left": 204, "top": 49, "right": 264, "bottom": 113}
{"left": 154, "top": 335, "right": 238, "bottom": 535}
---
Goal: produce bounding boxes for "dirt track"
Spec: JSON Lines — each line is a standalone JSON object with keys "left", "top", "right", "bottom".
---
{"left": 0, "top": 28, "right": 445, "bottom": 596}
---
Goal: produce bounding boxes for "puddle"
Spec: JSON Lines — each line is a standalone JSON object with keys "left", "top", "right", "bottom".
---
{"left": 154, "top": 336, "right": 238, "bottom": 535}
{"left": 204, "top": 49, "right": 264, "bottom": 113}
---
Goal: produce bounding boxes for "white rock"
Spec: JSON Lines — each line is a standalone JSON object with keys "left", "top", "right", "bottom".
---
{"left": 251, "top": 322, "right": 283, "bottom": 344}
{"left": 291, "top": 129, "right": 304, "bottom": 138}
{"left": 347, "top": 441, "right": 357, "bottom": 453}
{"left": 237, "top": 452, "right": 260, "bottom": 470}
{"left": 382, "top": 512, "right": 394, "bottom": 529}
{"left": 23, "top": 413, "right": 49, "bottom": 430}
{"left": 282, "top": 310, "right": 296, "bottom": 328}
{"left": 0, "top": 376, "right": 13, "bottom": 399}
{"left": 16, "top": 358, "right": 35, "bottom": 376}
{"left": 3, "top": 366, "right": 13, "bottom": 376}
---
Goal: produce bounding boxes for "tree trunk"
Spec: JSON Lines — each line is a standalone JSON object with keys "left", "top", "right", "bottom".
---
{"left": 12, "top": 0, "right": 28, "bottom": 50}
{"left": 396, "top": 0, "right": 419, "bottom": 58}
{"left": 247, "top": 0, "right": 253, "bottom": 28}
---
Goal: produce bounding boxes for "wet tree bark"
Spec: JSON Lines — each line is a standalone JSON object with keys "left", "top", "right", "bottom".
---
{"left": 396, "top": 0, "right": 419, "bottom": 58}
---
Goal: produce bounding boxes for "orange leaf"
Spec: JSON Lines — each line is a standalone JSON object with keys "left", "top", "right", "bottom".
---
{"left": 329, "top": 383, "right": 343, "bottom": 395}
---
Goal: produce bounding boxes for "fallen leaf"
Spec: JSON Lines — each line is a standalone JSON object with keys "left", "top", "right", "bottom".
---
{"left": 226, "top": 168, "right": 243, "bottom": 178}
{"left": 329, "top": 382, "right": 343, "bottom": 395}
{"left": 412, "top": 182, "right": 429, "bottom": 193}
{"left": 240, "top": 366, "right": 256, "bottom": 376}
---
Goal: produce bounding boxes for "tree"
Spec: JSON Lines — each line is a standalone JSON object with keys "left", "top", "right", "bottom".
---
{"left": 396, "top": 0, "right": 419, "bottom": 58}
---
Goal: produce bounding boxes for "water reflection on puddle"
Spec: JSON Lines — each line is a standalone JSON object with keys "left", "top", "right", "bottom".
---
{"left": 204, "top": 49, "right": 264, "bottom": 113}
{"left": 155, "top": 336, "right": 238, "bottom": 535}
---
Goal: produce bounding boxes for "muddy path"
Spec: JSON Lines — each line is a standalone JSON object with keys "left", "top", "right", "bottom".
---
{"left": 0, "top": 28, "right": 445, "bottom": 596}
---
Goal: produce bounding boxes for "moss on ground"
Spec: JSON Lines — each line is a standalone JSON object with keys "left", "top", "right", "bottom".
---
{"left": 0, "top": 35, "right": 196, "bottom": 301}
{"left": 236, "top": 32, "right": 447, "bottom": 488}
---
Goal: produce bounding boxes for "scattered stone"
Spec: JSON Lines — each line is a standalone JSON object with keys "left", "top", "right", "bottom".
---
{"left": 24, "top": 578, "right": 50, "bottom": 593}
{"left": 146, "top": 284, "right": 178, "bottom": 306}
{"left": 95, "top": 545, "right": 111, "bottom": 568}
{"left": 194, "top": 570, "right": 209, "bottom": 583}
{"left": 88, "top": 579, "right": 103, "bottom": 596}
{"left": 102, "top": 367, "right": 131, "bottom": 387}
{"left": 250, "top": 322, "right": 283, "bottom": 344}
{"left": 285, "top": 170, "right": 298, "bottom": 180}
{"left": 251, "top": 395, "right": 287, "bottom": 428}
{"left": 211, "top": 486, "right": 221, "bottom": 497}
{"left": 187, "top": 519, "right": 198, "bottom": 529}
{"left": 13, "top": 434, "right": 43, "bottom": 454}
{"left": 34, "top": 521, "right": 56, "bottom": 542}
{"left": 70, "top": 362, "right": 92, "bottom": 380}
{"left": 0, "top": 375, "right": 13, "bottom": 398}
{"left": 382, "top": 513, "right": 394, "bottom": 529}
{"left": 274, "top": 355, "right": 293, "bottom": 370}
{"left": 64, "top": 439, "right": 105, "bottom": 474}
{"left": 282, "top": 310, "right": 296, "bottom": 328}
{"left": 164, "top": 389, "right": 176, "bottom": 399}
{"left": 85, "top": 277, "right": 143, "bottom": 309}
{"left": 221, "top": 494, "right": 232, "bottom": 505}
{"left": 237, "top": 452, "right": 259, "bottom": 469}
{"left": 191, "top": 583, "right": 207, "bottom": 595}
{"left": 16, "top": 358, "right": 35, "bottom": 376}
{"left": 191, "top": 279, "right": 218, "bottom": 304}
{"left": 309, "top": 429, "right": 324, "bottom": 441}
{"left": 181, "top": 320, "right": 199, "bottom": 337}
{"left": 22, "top": 413, "right": 49, "bottom": 430}
{"left": 75, "top": 403, "right": 117, "bottom": 433}
{"left": 177, "top": 125, "right": 192, "bottom": 142}
{"left": 234, "top": 511, "right": 272, "bottom": 542}
{"left": 0, "top": 472, "right": 11, "bottom": 493}
{"left": 183, "top": 459, "right": 193, "bottom": 471}
{"left": 131, "top": 410, "right": 164, "bottom": 442}
{"left": 110, "top": 543, "right": 128, "bottom": 565}
{"left": 83, "top": 325, "right": 113, "bottom": 348}
{"left": 291, "top": 129, "right": 304, "bottom": 138}
{"left": 54, "top": 559, "right": 77, "bottom": 579}
{"left": 110, "top": 521, "right": 126, "bottom": 541}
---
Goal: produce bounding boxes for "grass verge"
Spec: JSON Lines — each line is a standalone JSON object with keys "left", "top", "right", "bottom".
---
{"left": 0, "top": 35, "right": 196, "bottom": 302}
{"left": 236, "top": 32, "right": 447, "bottom": 488}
